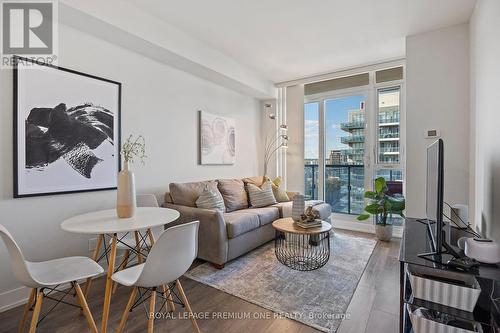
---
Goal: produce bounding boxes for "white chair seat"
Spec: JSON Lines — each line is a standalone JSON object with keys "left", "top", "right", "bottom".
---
{"left": 112, "top": 263, "right": 144, "bottom": 286}
{"left": 27, "top": 256, "right": 104, "bottom": 287}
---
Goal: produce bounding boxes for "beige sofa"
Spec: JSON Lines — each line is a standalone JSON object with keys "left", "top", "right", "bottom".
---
{"left": 163, "top": 176, "right": 332, "bottom": 268}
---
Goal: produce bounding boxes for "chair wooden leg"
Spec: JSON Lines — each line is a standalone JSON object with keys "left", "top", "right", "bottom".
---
{"left": 73, "top": 282, "right": 98, "bottom": 333}
{"left": 113, "top": 250, "right": 130, "bottom": 294}
{"left": 18, "top": 288, "right": 35, "bottom": 333}
{"left": 28, "top": 290, "right": 43, "bottom": 333}
{"left": 117, "top": 287, "right": 137, "bottom": 333}
{"left": 148, "top": 289, "right": 156, "bottom": 333}
{"left": 83, "top": 234, "right": 103, "bottom": 298}
{"left": 176, "top": 280, "right": 201, "bottom": 333}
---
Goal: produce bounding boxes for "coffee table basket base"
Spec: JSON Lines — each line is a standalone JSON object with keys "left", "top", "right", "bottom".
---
{"left": 274, "top": 230, "right": 331, "bottom": 271}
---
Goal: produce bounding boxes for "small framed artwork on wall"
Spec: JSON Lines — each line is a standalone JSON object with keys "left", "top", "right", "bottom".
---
{"left": 13, "top": 56, "right": 121, "bottom": 197}
{"left": 199, "top": 110, "right": 235, "bottom": 165}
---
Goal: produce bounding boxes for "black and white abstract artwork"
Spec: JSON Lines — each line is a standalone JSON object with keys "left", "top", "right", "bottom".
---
{"left": 14, "top": 57, "right": 121, "bottom": 197}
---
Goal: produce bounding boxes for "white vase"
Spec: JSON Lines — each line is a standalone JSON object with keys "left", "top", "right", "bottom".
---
{"left": 292, "top": 194, "right": 305, "bottom": 222}
{"left": 116, "top": 161, "right": 136, "bottom": 218}
{"left": 375, "top": 224, "right": 393, "bottom": 241}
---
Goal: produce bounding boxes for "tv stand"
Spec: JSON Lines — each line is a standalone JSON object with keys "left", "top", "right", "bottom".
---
{"left": 399, "top": 218, "right": 500, "bottom": 333}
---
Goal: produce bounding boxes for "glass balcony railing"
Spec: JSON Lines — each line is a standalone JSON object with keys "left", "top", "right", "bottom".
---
{"left": 379, "top": 132, "right": 399, "bottom": 139}
{"left": 378, "top": 116, "right": 400, "bottom": 124}
{"left": 340, "top": 148, "right": 364, "bottom": 155}
{"left": 304, "top": 164, "right": 365, "bottom": 215}
{"left": 380, "top": 146, "right": 400, "bottom": 153}
{"left": 340, "top": 121, "right": 365, "bottom": 130}
{"left": 340, "top": 135, "right": 365, "bottom": 144}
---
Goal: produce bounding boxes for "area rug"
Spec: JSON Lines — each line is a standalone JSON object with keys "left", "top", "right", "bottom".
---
{"left": 185, "top": 232, "right": 377, "bottom": 332}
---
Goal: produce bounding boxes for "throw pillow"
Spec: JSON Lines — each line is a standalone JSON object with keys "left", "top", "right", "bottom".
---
{"left": 271, "top": 176, "right": 290, "bottom": 202}
{"left": 246, "top": 180, "right": 277, "bottom": 208}
{"left": 195, "top": 185, "right": 226, "bottom": 212}
{"left": 217, "top": 179, "right": 249, "bottom": 212}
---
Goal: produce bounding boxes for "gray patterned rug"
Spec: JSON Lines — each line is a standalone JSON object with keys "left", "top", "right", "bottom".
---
{"left": 185, "top": 232, "right": 377, "bottom": 332}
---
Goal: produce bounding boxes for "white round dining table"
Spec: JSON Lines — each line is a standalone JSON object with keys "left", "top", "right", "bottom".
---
{"left": 61, "top": 207, "right": 180, "bottom": 333}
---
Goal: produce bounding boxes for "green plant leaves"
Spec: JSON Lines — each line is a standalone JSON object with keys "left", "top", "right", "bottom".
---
{"left": 365, "top": 203, "right": 382, "bottom": 215}
{"left": 364, "top": 191, "right": 377, "bottom": 199}
{"left": 374, "top": 177, "right": 387, "bottom": 193}
{"left": 357, "top": 214, "right": 370, "bottom": 221}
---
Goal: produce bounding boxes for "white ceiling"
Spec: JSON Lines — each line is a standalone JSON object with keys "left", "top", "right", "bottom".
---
{"left": 126, "top": 0, "right": 476, "bottom": 83}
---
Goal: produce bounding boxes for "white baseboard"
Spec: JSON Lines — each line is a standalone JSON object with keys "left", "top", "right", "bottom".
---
{"left": 332, "top": 217, "right": 403, "bottom": 238}
{"left": 0, "top": 286, "right": 32, "bottom": 313}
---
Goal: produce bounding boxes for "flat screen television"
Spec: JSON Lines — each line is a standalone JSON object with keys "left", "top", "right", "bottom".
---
{"left": 426, "top": 139, "right": 444, "bottom": 253}
{"left": 421, "top": 138, "right": 460, "bottom": 259}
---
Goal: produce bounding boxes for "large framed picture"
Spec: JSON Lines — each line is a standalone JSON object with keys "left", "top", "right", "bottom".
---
{"left": 199, "top": 110, "right": 235, "bottom": 165}
{"left": 13, "top": 56, "right": 121, "bottom": 197}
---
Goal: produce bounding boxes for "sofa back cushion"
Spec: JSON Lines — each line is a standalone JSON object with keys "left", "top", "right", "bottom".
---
{"left": 246, "top": 180, "right": 277, "bottom": 208}
{"left": 169, "top": 180, "right": 218, "bottom": 207}
{"left": 217, "top": 179, "right": 248, "bottom": 212}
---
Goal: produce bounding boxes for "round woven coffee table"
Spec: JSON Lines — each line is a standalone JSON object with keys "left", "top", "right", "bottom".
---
{"left": 272, "top": 217, "right": 332, "bottom": 271}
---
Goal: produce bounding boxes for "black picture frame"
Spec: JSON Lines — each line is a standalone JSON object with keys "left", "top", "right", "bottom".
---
{"left": 13, "top": 56, "right": 122, "bottom": 198}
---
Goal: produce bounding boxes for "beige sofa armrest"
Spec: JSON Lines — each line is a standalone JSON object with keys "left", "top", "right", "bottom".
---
{"left": 163, "top": 203, "right": 228, "bottom": 265}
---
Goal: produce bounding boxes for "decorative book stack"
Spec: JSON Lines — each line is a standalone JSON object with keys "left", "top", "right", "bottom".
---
{"left": 296, "top": 219, "right": 323, "bottom": 229}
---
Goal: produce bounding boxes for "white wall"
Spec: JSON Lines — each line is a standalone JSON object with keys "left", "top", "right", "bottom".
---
{"left": 469, "top": 0, "right": 500, "bottom": 242}
{"left": 0, "top": 24, "right": 263, "bottom": 309}
{"left": 405, "top": 24, "right": 470, "bottom": 218}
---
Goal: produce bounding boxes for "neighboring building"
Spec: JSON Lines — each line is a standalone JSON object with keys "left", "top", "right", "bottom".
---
{"left": 339, "top": 102, "right": 365, "bottom": 164}
{"left": 378, "top": 89, "right": 400, "bottom": 164}
{"left": 327, "top": 150, "right": 343, "bottom": 165}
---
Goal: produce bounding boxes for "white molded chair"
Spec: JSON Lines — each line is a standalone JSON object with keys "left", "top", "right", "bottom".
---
{"left": 112, "top": 221, "right": 201, "bottom": 333}
{"left": 0, "top": 224, "right": 103, "bottom": 333}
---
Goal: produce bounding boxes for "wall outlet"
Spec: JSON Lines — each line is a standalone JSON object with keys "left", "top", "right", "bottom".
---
{"left": 88, "top": 237, "right": 97, "bottom": 252}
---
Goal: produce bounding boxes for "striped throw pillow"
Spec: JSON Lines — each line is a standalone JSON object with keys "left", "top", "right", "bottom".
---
{"left": 196, "top": 185, "right": 226, "bottom": 212}
{"left": 246, "top": 180, "right": 277, "bottom": 208}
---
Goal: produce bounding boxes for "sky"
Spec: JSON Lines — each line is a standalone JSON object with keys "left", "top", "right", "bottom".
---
{"left": 304, "top": 95, "right": 365, "bottom": 159}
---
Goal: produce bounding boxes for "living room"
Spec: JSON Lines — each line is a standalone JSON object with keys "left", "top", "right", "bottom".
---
{"left": 0, "top": 0, "right": 499, "bottom": 333}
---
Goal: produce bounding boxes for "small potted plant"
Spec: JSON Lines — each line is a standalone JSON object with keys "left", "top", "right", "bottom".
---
{"left": 357, "top": 177, "right": 405, "bottom": 241}
{"left": 117, "top": 135, "right": 146, "bottom": 218}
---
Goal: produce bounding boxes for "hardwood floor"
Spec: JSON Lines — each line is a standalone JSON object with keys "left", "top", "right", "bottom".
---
{"left": 0, "top": 230, "right": 401, "bottom": 333}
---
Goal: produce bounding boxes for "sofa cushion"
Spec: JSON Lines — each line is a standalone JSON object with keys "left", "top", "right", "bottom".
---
{"left": 218, "top": 179, "right": 249, "bottom": 212}
{"left": 195, "top": 185, "right": 225, "bottom": 212}
{"left": 238, "top": 207, "right": 279, "bottom": 226}
{"left": 271, "top": 177, "right": 290, "bottom": 202}
{"left": 246, "top": 180, "right": 277, "bottom": 208}
{"left": 224, "top": 212, "right": 260, "bottom": 238}
{"left": 169, "top": 180, "right": 218, "bottom": 207}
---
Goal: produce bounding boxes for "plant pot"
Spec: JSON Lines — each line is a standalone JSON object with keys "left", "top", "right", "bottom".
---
{"left": 116, "top": 162, "right": 136, "bottom": 218}
{"left": 375, "top": 224, "right": 393, "bottom": 241}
